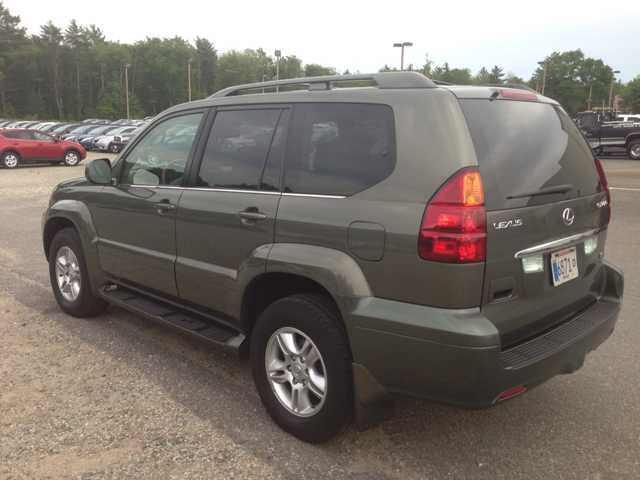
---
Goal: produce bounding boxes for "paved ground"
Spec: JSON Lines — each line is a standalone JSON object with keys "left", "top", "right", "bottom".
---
{"left": 1, "top": 152, "right": 639, "bottom": 479}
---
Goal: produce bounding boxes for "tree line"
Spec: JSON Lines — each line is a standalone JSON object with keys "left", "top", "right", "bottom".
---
{"left": 1, "top": 2, "right": 638, "bottom": 121}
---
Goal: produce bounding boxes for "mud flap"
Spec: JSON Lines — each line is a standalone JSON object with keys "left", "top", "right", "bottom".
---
{"left": 352, "top": 363, "right": 395, "bottom": 431}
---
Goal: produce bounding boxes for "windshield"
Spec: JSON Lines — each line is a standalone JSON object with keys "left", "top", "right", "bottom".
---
{"left": 459, "top": 99, "right": 601, "bottom": 211}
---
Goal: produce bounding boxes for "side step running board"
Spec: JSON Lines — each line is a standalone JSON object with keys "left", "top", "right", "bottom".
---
{"left": 101, "top": 286, "right": 247, "bottom": 357}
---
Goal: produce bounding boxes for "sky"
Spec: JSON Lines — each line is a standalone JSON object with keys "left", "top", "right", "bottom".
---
{"left": 5, "top": 0, "right": 640, "bottom": 84}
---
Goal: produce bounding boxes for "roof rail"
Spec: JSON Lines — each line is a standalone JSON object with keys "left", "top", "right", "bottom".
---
{"left": 209, "top": 71, "right": 436, "bottom": 98}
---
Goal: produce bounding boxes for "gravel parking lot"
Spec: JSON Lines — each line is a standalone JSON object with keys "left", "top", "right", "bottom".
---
{"left": 1, "top": 152, "right": 639, "bottom": 479}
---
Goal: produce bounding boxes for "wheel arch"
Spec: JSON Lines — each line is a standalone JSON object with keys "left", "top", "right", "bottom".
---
{"left": 240, "top": 243, "right": 372, "bottom": 338}
{"left": 625, "top": 133, "right": 640, "bottom": 145}
{"left": 1, "top": 148, "right": 21, "bottom": 160}
{"left": 43, "top": 202, "right": 108, "bottom": 297}
{"left": 63, "top": 148, "right": 83, "bottom": 160}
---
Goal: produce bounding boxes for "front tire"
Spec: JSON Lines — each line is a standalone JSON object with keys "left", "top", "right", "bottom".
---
{"left": 49, "top": 228, "right": 109, "bottom": 317}
{"left": 2, "top": 151, "right": 20, "bottom": 169}
{"left": 251, "top": 294, "right": 354, "bottom": 443}
{"left": 63, "top": 151, "right": 80, "bottom": 166}
{"left": 109, "top": 143, "right": 119, "bottom": 153}
{"left": 628, "top": 140, "right": 640, "bottom": 160}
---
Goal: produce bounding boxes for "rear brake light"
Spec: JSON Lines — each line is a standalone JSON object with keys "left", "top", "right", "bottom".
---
{"left": 500, "top": 89, "right": 539, "bottom": 101}
{"left": 594, "top": 157, "right": 611, "bottom": 224}
{"left": 418, "top": 168, "right": 487, "bottom": 263}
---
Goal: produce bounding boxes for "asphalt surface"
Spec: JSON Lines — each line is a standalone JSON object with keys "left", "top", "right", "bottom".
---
{"left": 1, "top": 152, "right": 639, "bottom": 479}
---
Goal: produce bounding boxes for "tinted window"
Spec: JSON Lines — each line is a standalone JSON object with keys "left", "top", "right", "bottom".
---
{"left": 33, "top": 131, "right": 56, "bottom": 142}
{"left": 119, "top": 113, "right": 203, "bottom": 186}
{"left": 285, "top": 103, "right": 396, "bottom": 196}
{"left": 460, "top": 100, "right": 600, "bottom": 211}
{"left": 197, "top": 109, "right": 282, "bottom": 190}
{"left": 3, "top": 131, "right": 33, "bottom": 140}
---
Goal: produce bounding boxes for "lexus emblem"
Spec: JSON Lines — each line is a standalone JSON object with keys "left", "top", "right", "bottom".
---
{"left": 563, "top": 208, "right": 575, "bottom": 225}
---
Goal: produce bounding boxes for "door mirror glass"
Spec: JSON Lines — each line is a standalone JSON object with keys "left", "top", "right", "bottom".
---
{"left": 85, "top": 158, "right": 112, "bottom": 185}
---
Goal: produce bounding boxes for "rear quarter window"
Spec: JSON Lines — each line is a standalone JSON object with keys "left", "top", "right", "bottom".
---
{"left": 460, "top": 99, "right": 601, "bottom": 211}
{"left": 285, "top": 103, "right": 396, "bottom": 196}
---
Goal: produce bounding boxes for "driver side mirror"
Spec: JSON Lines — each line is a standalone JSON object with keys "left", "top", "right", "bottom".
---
{"left": 85, "top": 158, "right": 113, "bottom": 185}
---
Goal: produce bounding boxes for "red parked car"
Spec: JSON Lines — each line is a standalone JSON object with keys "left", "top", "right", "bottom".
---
{"left": 0, "top": 129, "right": 86, "bottom": 169}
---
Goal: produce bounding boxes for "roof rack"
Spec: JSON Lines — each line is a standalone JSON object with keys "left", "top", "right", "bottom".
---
{"left": 209, "top": 71, "right": 436, "bottom": 98}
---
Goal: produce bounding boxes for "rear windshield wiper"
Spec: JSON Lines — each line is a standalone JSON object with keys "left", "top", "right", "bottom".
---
{"left": 507, "top": 184, "right": 573, "bottom": 200}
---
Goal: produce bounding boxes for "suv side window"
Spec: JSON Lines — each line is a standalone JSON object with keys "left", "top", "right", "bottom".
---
{"left": 3, "top": 131, "right": 34, "bottom": 140}
{"left": 196, "top": 109, "right": 284, "bottom": 190}
{"left": 119, "top": 113, "right": 203, "bottom": 186}
{"left": 285, "top": 103, "right": 396, "bottom": 196}
{"left": 33, "top": 131, "right": 56, "bottom": 142}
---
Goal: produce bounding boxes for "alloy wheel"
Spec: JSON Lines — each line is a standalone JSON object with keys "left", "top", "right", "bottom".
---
{"left": 55, "top": 246, "right": 81, "bottom": 302}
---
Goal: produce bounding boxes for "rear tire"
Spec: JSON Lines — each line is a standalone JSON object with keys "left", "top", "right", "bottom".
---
{"left": 49, "top": 228, "right": 109, "bottom": 318}
{"left": 251, "top": 294, "right": 354, "bottom": 444}
{"left": 627, "top": 140, "right": 640, "bottom": 160}
{"left": 2, "top": 151, "right": 20, "bottom": 169}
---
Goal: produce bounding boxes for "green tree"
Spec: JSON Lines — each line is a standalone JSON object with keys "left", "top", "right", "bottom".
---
{"left": 474, "top": 67, "right": 490, "bottom": 84}
{"left": 625, "top": 76, "right": 640, "bottom": 113}
{"left": 95, "top": 81, "right": 143, "bottom": 119}
{"left": 304, "top": 63, "right": 333, "bottom": 77}
{"left": 64, "top": 19, "right": 90, "bottom": 118}
{"left": 489, "top": 65, "right": 504, "bottom": 84}
{"left": 34, "top": 21, "right": 65, "bottom": 120}
{"left": 195, "top": 37, "right": 217, "bottom": 97}
{"left": 0, "top": 2, "right": 30, "bottom": 115}
{"left": 529, "top": 50, "right": 614, "bottom": 116}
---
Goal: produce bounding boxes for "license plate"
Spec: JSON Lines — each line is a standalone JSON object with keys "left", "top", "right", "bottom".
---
{"left": 551, "top": 247, "right": 578, "bottom": 286}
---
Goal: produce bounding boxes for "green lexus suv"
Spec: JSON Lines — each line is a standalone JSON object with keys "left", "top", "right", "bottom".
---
{"left": 42, "top": 72, "right": 624, "bottom": 443}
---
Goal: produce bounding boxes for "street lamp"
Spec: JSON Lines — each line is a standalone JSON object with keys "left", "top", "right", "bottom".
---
{"left": 608, "top": 70, "right": 620, "bottom": 110}
{"left": 275, "top": 50, "right": 281, "bottom": 92}
{"left": 393, "top": 42, "right": 413, "bottom": 71}
{"left": 125, "top": 64, "right": 131, "bottom": 120}
{"left": 188, "top": 58, "right": 195, "bottom": 102}
{"left": 537, "top": 60, "right": 553, "bottom": 96}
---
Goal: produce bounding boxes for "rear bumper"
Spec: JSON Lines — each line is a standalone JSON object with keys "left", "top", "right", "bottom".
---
{"left": 338, "top": 261, "right": 623, "bottom": 408}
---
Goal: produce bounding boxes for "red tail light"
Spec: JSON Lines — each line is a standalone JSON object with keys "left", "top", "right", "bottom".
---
{"left": 418, "top": 168, "right": 487, "bottom": 263}
{"left": 594, "top": 157, "right": 611, "bottom": 224}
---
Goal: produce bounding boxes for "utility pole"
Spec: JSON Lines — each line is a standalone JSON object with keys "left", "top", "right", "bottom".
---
{"left": 608, "top": 70, "right": 620, "bottom": 110}
{"left": 275, "top": 50, "right": 281, "bottom": 92}
{"left": 537, "top": 60, "right": 553, "bottom": 96}
{"left": 125, "top": 64, "right": 131, "bottom": 120}
{"left": 587, "top": 84, "right": 593, "bottom": 111}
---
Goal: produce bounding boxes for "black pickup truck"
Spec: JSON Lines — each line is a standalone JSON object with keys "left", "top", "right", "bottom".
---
{"left": 575, "top": 111, "right": 640, "bottom": 159}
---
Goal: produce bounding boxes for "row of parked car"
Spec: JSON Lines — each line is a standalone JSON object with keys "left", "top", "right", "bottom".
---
{"left": 0, "top": 117, "right": 148, "bottom": 168}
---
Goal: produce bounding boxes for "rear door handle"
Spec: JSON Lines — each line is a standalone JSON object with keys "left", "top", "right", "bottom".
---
{"left": 237, "top": 208, "right": 266, "bottom": 224}
{"left": 154, "top": 203, "right": 175, "bottom": 213}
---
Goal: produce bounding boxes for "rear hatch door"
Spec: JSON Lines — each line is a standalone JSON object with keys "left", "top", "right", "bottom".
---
{"left": 458, "top": 94, "right": 608, "bottom": 348}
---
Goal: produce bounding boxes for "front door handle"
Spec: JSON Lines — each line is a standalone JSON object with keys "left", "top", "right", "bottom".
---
{"left": 154, "top": 203, "right": 175, "bottom": 213}
{"left": 237, "top": 207, "right": 266, "bottom": 224}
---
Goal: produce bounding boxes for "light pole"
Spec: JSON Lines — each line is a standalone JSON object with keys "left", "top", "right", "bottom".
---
{"left": 275, "top": 50, "right": 281, "bottom": 92}
{"left": 587, "top": 84, "right": 593, "bottom": 111}
{"left": 262, "top": 73, "right": 267, "bottom": 93}
{"left": 537, "top": 60, "right": 553, "bottom": 96}
{"left": 125, "top": 64, "right": 131, "bottom": 120}
{"left": 393, "top": 42, "right": 413, "bottom": 71}
{"left": 608, "top": 70, "right": 620, "bottom": 110}
{"left": 188, "top": 58, "right": 195, "bottom": 102}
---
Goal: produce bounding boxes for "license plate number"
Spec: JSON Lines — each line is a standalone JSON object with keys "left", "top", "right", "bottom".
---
{"left": 551, "top": 247, "right": 578, "bottom": 286}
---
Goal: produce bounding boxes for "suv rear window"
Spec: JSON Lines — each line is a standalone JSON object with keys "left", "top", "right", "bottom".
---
{"left": 285, "top": 103, "right": 396, "bottom": 196}
{"left": 460, "top": 99, "right": 600, "bottom": 211}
